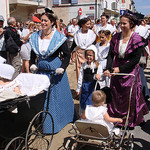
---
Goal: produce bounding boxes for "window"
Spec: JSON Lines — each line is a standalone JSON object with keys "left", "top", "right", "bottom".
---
{"left": 53, "top": 0, "right": 59, "bottom": 5}
{"left": 53, "top": 0, "right": 78, "bottom": 5}
{"left": 61, "top": 0, "right": 71, "bottom": 4}
{"left": 71, "top": 0, "right": 78, "bottom": 4}
{"left": 32, "top": 0, "right": 43, "bottom": 2}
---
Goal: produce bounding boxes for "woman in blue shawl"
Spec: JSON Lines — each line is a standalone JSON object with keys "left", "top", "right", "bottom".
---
{"left": 30, "top": 12, "right": 75, "bottom": 134}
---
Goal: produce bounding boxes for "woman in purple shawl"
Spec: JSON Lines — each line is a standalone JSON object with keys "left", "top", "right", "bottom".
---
{"left": 104, "top": 14, "right": 149, "bottom": 127}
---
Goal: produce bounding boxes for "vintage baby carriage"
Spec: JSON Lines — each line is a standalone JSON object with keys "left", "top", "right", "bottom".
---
{"left": 66, "top": 73, "right": 135, "bottom": 150}
{"left": 0, "top": 73, "right": 54, "bottom": 150}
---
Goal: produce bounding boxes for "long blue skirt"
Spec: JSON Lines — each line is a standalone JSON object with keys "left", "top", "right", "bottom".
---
{"left": 37, "top": 57, "right": 75, "bottom": 134}
{"left": 80, "top": 80, "right": 96, "bottom": 110}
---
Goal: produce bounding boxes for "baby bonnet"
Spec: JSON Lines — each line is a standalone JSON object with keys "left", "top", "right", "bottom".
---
{"left": 0, "top": 64, "right": 15, "bottom": 80}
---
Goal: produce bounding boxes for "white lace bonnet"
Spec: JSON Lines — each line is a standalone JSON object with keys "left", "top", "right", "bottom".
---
{"left": 0, "top": 64, "right": 15, "bottom": 80}
{"left": 85, "top": 44, "right": 98, "bottom": 60}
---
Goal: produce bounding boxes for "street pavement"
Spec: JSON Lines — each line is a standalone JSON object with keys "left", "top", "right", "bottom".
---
{"left": 132, "top": 59, "right": 150, "bottom": 150}
{"left": 50, "top": 60, "right": 150, "bottom": 150}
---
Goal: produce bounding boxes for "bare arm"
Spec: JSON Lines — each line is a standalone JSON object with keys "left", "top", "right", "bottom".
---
{"left": 104, "top": 112, "right": 122, "bottom": 123}
{"left": 81, "top": 111, "right": 86, "bottom": 119}
{"left": 67, "top": 32, "right": 74, "bottom": 37}
{"left": 23, "top": 31, "right": 33, "bottom": 41}
{"left": 14, "top": 86, "right": 22, "bottom": 95}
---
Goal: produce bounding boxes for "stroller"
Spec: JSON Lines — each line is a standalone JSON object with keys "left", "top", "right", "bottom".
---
{"left": 66, "top": 73, "right": 135, "bottom": 150}
{"left": 0, "top": 73, "right": 54, "bottom": 150}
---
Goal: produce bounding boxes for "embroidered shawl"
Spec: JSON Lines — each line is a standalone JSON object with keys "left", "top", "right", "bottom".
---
{"left": 74, "top": 29, "right": 96, "bottom": 49}
{"left": 30, "top": 30, "right": 67, "bottom": 59}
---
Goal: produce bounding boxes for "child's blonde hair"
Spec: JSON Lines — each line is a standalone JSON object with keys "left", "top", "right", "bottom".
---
{"left": 92, "top": 90, "right": 106, "bottom": 106}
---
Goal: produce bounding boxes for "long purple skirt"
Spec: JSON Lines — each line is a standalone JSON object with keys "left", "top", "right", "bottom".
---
{"left": 107, "top": 72, "right": 149, "bottom": 127}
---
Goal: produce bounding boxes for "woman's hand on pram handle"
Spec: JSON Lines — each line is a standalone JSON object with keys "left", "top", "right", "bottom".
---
{"left": 112, "top": 67, "right": 120, "bottom": 74}
{"left": 94, "top": 74, "right": 101, "bottom": 80}
{"left": 117, "top": 118, "right": 123, "bottom": 123}
{"left": 30, "top": 64, "right": 38, "bottom": 73}
{"left": 55, "top": 68, "right": 64, "bottom": 75}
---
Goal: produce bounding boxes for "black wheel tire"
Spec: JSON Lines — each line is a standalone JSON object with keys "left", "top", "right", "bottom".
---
{"left": 4, "top": 136, "right": 25, "bottom": 150}
{"left": 25, "top": 111, "right": 54, "bottom": 150}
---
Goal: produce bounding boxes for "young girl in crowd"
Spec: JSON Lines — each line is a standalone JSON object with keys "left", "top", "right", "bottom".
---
{"left": 95, "top": 30, "right": 111, "bottom": 70}
{"left": 81, "top": 90, "right": 123, "bottom": 134}
{"left": 0, "top": 64, "right": 21, "bottom": 95}
{"left": 95, "top": 30, "right": 111, "bottom": 89}
{"left": 76, "top": 45, "right": 103, "bottom": 112}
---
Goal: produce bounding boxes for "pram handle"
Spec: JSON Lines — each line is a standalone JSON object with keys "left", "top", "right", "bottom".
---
{"left": 38, "top": 69, "right": 56, "bottom": 72}
{"left": 110, "top": 73, "right": 135, "bottom": 77}
{"left": 30, "top": 64, "right": 56, "bottom": 73}
{"left": 99, "top": 72, "right": 135, "bottom": 77}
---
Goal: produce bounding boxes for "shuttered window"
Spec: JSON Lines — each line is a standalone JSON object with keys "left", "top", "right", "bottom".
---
{"left": 71, "top": 0, "right": 78, "bottom": 4}
{"left": 54, "top": 0, "right": 78, "bottom": 5}
{"left": 61, "top": 0, "right": 71, "bottom": 4}
{"left": 53, "top": 0, "right": 59, "bottom": 5}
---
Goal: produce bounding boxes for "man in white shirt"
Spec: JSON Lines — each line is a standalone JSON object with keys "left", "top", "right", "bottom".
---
{"left": 68, "top": 18, "right": 79, "bottom": 48}
{"left": 95, "top": 15, "right": 115, "bottom": 35}
{"left": 21, "top": 20, "right": 30, "bottom": 38}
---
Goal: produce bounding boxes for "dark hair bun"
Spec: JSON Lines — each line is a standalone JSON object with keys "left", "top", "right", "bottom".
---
{"left": 78, "top": 17, "right": 91, "bottom": 28}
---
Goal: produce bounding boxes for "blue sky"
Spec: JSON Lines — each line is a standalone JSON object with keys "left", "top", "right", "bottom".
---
{"left": 134, "top": 0, "right": 150, "bottom": 16}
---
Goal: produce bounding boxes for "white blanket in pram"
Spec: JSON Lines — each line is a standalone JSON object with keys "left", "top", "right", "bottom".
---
{"left": 0, "top": 73, "right": 50, "bottom": 102}
{"left": 15, "top": 73, "right": 50, "bottom": 97}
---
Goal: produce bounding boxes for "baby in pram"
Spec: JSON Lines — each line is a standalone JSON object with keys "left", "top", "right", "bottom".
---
{"left": 81, "top": 90, "right": 123, "bottom": 134}
{"left": 0, "top": 64, "right": 22, "bottom": 95}
{"left": 0, "top": 63, "right": 50, "bottom": 102}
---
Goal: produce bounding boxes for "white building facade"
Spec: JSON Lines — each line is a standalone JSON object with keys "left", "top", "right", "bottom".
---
{"left": 9, "top": 0, "right": 49, "bottom": 23}
{"left": 0, "top": 0, "right": 135, "bottom": 25}
{"left": 52, "top": 0, "right": 135, "bottom": 24}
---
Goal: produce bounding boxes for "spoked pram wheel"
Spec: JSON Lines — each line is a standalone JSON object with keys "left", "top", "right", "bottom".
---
{"left": 127, "top": 133, "right": 134, "bottom": 150}
{"left": 4, "top": 136, "right": 25, "bottom": 150}
{"left": 64, "top": 138, "right": 78, "bottom": 150}
{"left": 25, "top": 110, "right": 54, "bottom": 150}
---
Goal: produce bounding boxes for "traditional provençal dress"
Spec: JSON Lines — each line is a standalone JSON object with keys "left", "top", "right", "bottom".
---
{"left": 30, "top": 29, "right": 75, "bottom": 133}
{"left": 106, "top": 32, "right": 149, "bottom": 127}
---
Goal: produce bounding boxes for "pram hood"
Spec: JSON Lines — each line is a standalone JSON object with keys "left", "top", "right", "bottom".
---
{"left": 15, "top": 73, "right": 50, "bottom": 96}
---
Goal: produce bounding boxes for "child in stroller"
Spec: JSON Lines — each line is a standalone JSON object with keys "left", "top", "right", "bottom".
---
{"left": 0, "top": 64, "right": 22, "bottom": 97}
{"left": 0, "top": 63, "right": 51, "bottom": 149}
{"left": 0, "top": 63, "right": 50, "bottom": 99}
{"left": 81, "top": 90, "right": 123, "bottom": 134}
